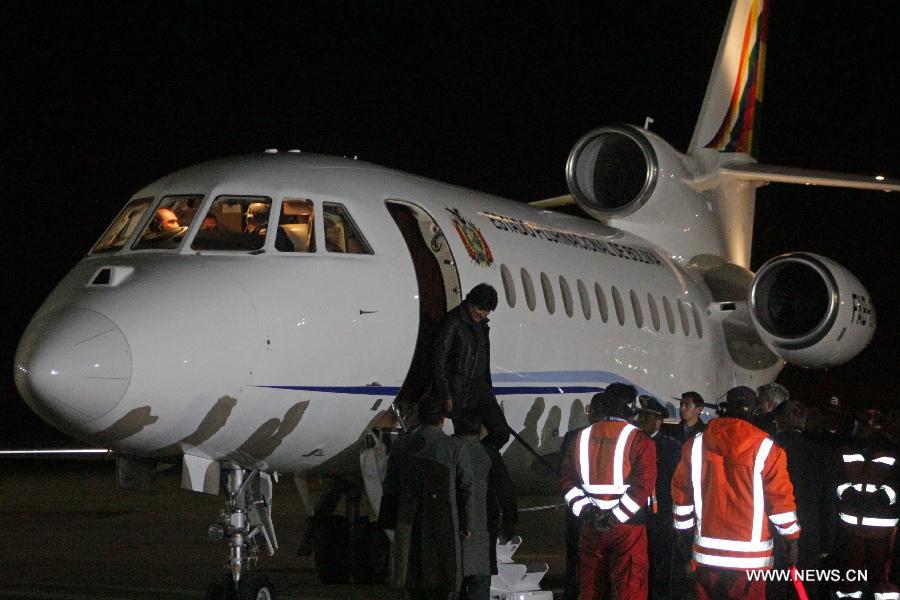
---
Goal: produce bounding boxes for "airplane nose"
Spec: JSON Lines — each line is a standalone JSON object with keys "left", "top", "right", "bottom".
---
{"left": 15, "top": 308, "right": 132, "bottom": 426}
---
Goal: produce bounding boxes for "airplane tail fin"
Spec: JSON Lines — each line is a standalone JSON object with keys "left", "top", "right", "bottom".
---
{"left": 689, "top": 0, "right": 768, "bottom": 157}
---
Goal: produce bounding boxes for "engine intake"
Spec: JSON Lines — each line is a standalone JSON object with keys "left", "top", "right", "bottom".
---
{"left": 749, "top": 253, "right": 875, "bottom": 368}
{"left": 565, "top": 125, "right": 658, "bottom": 220}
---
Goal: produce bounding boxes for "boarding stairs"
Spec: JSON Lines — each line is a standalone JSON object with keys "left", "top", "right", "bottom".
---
{"left": 491, "top": 536, "right": 552, "bottom": 600}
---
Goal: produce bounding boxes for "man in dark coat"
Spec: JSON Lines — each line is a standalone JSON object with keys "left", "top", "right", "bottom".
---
{"left": 770, "top": 400, "right": 833, "bottom": 600}
{"left": 380, "top": 400, "right": 474, "bottom": 599}
{"left": 432, "top": 284, "right": 509, "bottom": 449}
{"left": 636, "top": 395, "right": 681, "bottom": 600}
{"left": 665, "top": 391, "right": 707, "bottom": 444}
{"left": 755, "top": 382, "right": 789, "bottom": 435}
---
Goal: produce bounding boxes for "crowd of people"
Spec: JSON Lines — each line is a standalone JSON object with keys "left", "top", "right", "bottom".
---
{"left": 373, "top": 283, "right": 898, "bottom": 600}
{"left": 561, "top": 383, "right": 899, "bottom": 600}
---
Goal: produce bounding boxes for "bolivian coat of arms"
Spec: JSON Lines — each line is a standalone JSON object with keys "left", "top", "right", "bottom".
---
{"left": 446, "top": 207, "right": 493, "bottom": 267}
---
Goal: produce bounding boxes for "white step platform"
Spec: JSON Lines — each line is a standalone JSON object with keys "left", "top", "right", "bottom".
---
{"left": 490, "top": 536, "right": 553, "bottom": 600}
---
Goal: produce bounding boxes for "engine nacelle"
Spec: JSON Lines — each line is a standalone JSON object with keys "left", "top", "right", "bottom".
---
{"left": 565, "top": 124, "right": 728, "bottom": 263}
{"left": 566, "top": 124, "right": 663, "bottom": 220}
{"left": 749, "top": 253, "right": 875, "bottom": 368}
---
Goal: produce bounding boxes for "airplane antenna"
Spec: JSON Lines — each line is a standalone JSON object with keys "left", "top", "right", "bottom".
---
{"left": 643, "top": 116, "right": 655, "bottom": 130}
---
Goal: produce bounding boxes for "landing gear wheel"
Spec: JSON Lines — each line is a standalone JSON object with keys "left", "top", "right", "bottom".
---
{"left": 238, "top": 574, "right": 276, "bottom": 600}
{"left": 205, "top": 574, "right": 276, "bottom": 600}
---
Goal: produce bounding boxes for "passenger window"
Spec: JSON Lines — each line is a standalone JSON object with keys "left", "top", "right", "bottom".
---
{"left": 275, "top": 199, "right": 316, "bottom": 253}
{"left": 611, "top": 286, "right": 626, "bottom": 326}
{"left": 521, "top": 268, "right": 536, "bottom": 311}
{"left": 501, "top": 264, "right": 516, "bottom": 308}
{"left": 323, "top": 203, "right": 372, "bottom": 254}
{"left": 191, "top": 196, "right": 272, "bottom": 252}
{"left": 559, "top": 276, "right": 574, "bottom": 318}
{"left": 692, "top": 302, "right": 704, "bottom": 338}
{"left": 678, "top": 299, "right": 691, "bottom": 336}
{"left": 630, "top": 290, "right": 644, "bottom": 329}
{"left": 577, "top": 279, "right": 591, "bottom": 320}
{"left": 595, "top": 283, "right": 609, "bottom": 323}
{"left": 647, "top": 294, "right": 661, "bottom": 332}
{"left": 92, "top": 197, "right": 153, "bottom": 253}
{"left": 663, "top": 296, "right": 676, "bottom": 334}
{"left": 133, "top": 195, "right": 203, "bottom": 250}
{"left": 540, "top": 272, "right": 556, "bottom": 315}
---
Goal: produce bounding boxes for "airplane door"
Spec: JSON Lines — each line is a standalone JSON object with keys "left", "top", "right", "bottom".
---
{"left": 386, "top": 201, "right": 462, "bottom": 406}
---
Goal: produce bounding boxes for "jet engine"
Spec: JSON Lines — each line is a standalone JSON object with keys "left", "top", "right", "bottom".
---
{"left": 749, "top": 253, "right": 875, "bottom": 368}
{"left": 566, "top": 124, "right": 664, "bottom": 220}
{"left": 565, "top": 122, "right": 711, "bottom": 224}
{"left": 564, "top": 124, "right": 728, "bottom": 264}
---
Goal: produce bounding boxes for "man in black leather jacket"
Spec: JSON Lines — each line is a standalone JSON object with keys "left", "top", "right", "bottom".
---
{"left": 432, "top": 284, "right": 510, "bottom": 449}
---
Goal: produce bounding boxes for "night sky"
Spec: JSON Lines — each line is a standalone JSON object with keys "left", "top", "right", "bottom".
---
{"left": 3, "top": 2, "right": 897, "bottom": 444}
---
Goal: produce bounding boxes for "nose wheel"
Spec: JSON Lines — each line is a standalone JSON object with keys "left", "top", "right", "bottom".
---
{"left": 205, "top": 573, "right": 276, "bottom": 600}
{"left": 206, "top": 465, "right": 278, "bottom": 599}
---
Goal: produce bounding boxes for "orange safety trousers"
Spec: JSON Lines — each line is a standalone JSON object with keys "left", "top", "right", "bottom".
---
{"left": 577, "top": 523, "right": 647, "bottom": 600}
{"left": 694, "top": 566, "right": 766, "bottom": 600}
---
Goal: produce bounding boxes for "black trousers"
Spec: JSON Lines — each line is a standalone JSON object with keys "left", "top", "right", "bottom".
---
{"left": 454, "top": 387, "right": 510, "bottom": 449}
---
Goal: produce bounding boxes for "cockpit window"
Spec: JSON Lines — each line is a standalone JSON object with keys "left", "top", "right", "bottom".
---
{"left": 133, "top": 195, "right": 203, "bottom": 250}
{"left": 91, "top": 197, "right": 154, "bottom": 254}
{"left": 323, "top": 203, "right": 372, "bottom": 254}
{"left": 191, "top": 196, "right": 272, "bottom": 252}
{"left": 275, "top": 199, "right": 316, "bottom": 253}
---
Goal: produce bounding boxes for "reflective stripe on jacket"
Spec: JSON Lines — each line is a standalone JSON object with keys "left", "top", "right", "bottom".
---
{"left": 671, "top": 417, "right": 800, "bottom": 570}
{"left": 836, "top": 445, "right": 898, "bottom": 538}
{"left": 559, "top": 419, "right": 657, "bottom": 525}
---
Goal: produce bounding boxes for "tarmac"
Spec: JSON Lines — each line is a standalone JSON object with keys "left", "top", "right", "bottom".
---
{"left": 0, "top": 458, "right": 567, "bottom": 599}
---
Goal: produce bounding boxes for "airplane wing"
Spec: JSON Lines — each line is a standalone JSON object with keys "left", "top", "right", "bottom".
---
{"left": 528, "top": 194, "right": 575, "bottom": 208}
{"left": 719, "top": 162, "right": 900, "bottom": 192}
{"left": 529, "top": 163, "right": 898, "bottom": 208}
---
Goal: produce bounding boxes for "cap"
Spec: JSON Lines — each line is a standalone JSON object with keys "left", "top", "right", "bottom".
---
{"left": 674, "top": 391, "right": 704, "bottom": 406}
{"left": 726, "top": 386, "right": 757, "bottom": 405}
{"left": 590, "top": 383, "right": 639, "bottom": 419}
{"left": 639, "top": 395, "right": 669, "bottom": 419}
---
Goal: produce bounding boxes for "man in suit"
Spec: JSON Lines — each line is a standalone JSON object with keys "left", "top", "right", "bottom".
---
{"left": 637, "top": 395, "right": 682, "bottom": 600}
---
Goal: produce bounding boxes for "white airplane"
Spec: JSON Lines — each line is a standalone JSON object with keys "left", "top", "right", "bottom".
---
{"left": 11, "top": 0, "right": 898, "bottom": 596}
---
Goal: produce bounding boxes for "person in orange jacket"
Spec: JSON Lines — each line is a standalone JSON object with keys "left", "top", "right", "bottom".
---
{"left": 671, "top": 386, "right": 800, "bottom": 600}
{"left": 559, "top": 383, "right": 657, "bottom": 600}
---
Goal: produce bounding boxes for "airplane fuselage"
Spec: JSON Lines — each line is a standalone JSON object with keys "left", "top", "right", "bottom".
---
{"left": 15, "top": 153, "right": 781, "bottom": 481}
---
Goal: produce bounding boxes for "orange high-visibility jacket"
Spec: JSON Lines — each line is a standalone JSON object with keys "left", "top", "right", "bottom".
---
{"left": 560, "top": 419, "right": 657, "bottom": 525}
{"left": 671, "top": 418, "right": 800, "bottom": 570}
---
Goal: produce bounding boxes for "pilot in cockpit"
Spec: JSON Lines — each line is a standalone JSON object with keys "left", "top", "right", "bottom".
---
{"left": 146, "top": 207, "right": 188, "bottom": 240}
{"left": 244, "top": 202, "right": 270, "bottom": 237}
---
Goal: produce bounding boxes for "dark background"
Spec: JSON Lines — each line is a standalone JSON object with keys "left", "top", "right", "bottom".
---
{"left": 3, "top": 2, "right": 897, "bottom": 444}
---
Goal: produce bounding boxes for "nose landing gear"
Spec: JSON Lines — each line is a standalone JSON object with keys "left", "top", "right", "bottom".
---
{"left": 205, "top": 465, "right": 278, "bottom": 600}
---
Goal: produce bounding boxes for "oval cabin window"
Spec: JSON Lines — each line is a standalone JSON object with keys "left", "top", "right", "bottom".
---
{"left": 540, "top": 272, "right": 556, "bottom": 315}
{"left": 521, "top": 268, "right": 536, "bottom": 311}
{"left": 500, "top": 264, "right": 516, "bottom": 308}
{"left": 577, "top": 279, "right": 591, "bottom": 320}
{"left": 559, "top": 276, "right": 574, "bottom": 318}
{"left": 611, "top": 286, "right": 626, "bottom": 326}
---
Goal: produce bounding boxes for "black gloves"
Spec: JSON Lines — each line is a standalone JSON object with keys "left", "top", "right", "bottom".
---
{"left": 785, "top": 537, "right": 799, "bottom": 566}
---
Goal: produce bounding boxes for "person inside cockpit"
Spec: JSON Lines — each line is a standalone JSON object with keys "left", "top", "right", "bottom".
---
{"left": 145, "top": 207, "right": 188, "bottom": 241}
{"left": 244, "top": 202, "right": 270, "bottom": 237}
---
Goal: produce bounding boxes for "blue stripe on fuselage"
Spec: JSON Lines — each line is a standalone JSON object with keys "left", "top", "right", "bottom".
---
{"left": 254, "top": 370, "right": 649, "bottom": 397}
